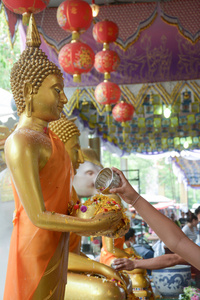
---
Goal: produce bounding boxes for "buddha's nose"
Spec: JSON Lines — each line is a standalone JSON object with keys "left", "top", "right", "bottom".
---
{"left": 77, "top": 149, "right": 84, "bottom": 164}
{"left": 61, "top": 91, "right": 68, "bottom": 104}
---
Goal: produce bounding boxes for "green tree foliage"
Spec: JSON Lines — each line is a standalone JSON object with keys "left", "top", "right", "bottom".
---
{"left": 0, "top": 9, "right": 21, "bottom": 91}
{"left": 101, "top": 150, "right": 200, "bottom": 208}
{"left": 157, "top": 158, "right": 178, "bottom": 200}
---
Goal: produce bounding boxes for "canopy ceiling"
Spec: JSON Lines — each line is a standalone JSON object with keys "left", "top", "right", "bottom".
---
{"left": 0, "top": 0, "right": 200, "bottom": 155}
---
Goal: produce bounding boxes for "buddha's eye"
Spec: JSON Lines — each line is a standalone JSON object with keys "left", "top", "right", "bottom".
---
{"left": 55, "top": 88, "right": 61, "bottom": 94}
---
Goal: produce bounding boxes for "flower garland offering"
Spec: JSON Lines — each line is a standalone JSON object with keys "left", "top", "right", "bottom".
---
{"left": 70, "top": 200, "right": 88, "bottom": 214}
{"left": 83, "top": 194, "right": 130, "bottom": 236}
{"left": 179, "top": 287, "right": 200, "bottom": 300}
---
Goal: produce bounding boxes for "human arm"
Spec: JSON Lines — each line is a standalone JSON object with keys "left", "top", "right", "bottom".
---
{"left": 4, "top": 132, "right": 122, "bottom": 236}
{"left": 113, "top": 253, "right": 187, "bottom": 271}
{"left": 110, "top": 167, "right": 200, "bottom": 270}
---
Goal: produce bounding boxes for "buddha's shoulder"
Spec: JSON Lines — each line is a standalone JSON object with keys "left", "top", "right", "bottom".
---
{"left": 5, "top": 128, "right": 49, "bottom": 148}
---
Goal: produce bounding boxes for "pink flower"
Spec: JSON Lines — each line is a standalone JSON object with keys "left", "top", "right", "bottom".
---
{"left": 191, "top": 295, "right": 200, "bottom": 300}
{"left": 92, "top": 239, "right": 100, "bottom": 245}
{"left": 80, "top": 205, "right": 87, "bottom": 213}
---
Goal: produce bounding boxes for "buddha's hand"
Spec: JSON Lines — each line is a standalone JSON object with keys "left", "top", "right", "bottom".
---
{"left": 94, "top": 210, "right": 124, "bottom": 237}
{"left": 107, "top": 221, "right": 130, "bottom": 239}
{"left": 76, "top": 210, "right": 123, "bottom": 237}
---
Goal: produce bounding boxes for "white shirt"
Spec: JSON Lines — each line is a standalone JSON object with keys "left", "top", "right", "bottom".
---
{"left": 182, "top": 224, "right": 197, "bottom": 243}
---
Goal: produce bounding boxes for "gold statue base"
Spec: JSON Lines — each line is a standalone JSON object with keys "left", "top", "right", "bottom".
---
{"left": 65, "top": 272, "right": 127, "bottom": 300}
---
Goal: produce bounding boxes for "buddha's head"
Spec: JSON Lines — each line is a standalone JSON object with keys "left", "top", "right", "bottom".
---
{"left": 10, "top": 14, "right": 66, "bottom": 120}
{"left": 73, "top": 148, "right": 103, "bottom": 197}
{"left": 49, "top": 114, "right": 84, "bottom": 173}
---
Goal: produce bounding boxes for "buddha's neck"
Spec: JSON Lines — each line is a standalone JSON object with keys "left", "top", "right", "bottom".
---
{"left": 17, "top": 114, "right": 48, "bottom": 134}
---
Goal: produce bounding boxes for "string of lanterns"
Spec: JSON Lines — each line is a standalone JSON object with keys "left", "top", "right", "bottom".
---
{"left": 93, "top": 19, "right": 121, "bottom": 126}
{"left": 93, "top": 19, "right": 135, "bottom": 140}
{"left": 57, "top": 0, "right": 95, "bottom": 83}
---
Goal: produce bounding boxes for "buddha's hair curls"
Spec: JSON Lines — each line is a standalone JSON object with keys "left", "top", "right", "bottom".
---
{"left": 10, "top": 47, "right": 63, "bottom": 115}
{"left": 49, "top": 114, "right": 80, "bottom": 144}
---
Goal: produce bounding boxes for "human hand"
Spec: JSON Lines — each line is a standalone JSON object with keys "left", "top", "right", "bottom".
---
{"left": 109, "top": 167, "right": 139, "bottom": 205}
{"left": 112, "top": 258, "right": 136, "bottom": 271}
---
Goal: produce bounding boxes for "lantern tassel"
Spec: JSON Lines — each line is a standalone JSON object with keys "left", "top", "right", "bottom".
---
{"left": 104, "top": 72, "right": 111, "bottom": 80}
{"left": 74, "top": 74, "right": 81, "bottom": 83}
{"left": 123, "top": 128, "right": 126, "bottom": 142}
{"left": 122, "top": 121, "right": 126, "bottom": 142}
{"left": 106, "top": 104, "right": 111, "bottom": 127}
{"left": 22, "top": 12, "right": 31, "bottom": 26}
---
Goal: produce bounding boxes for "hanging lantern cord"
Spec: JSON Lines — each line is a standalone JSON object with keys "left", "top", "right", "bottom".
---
{"left": 76, "top": 88, "right": 80, "bottom": 109}
{"left": 122, "top": 121, "right": 126, "bottom": 142}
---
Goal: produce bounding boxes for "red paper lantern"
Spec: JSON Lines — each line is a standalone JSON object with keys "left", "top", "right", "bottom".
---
{"left": 112, "top": 101, "right": 135, "bottom": 123}
{"left": 94, "top": 81, "right": 121, "bottom": 106}
{"left": 57, "top": 0, "right": 93, "bottom": 33}
{"left": 94, "top": 50, "right": 120, "bottom": 74}
{"left": 58, "top": 41, "right": 95, "bottom": 82}
{"left": 93, "top": 20, "right": 119, "bottom": 44}
{"left": 2, "top": 0, "right": 50, "bottom": 14}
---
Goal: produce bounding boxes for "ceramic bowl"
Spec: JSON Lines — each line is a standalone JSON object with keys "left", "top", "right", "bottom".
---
{"left": 94, "top": 167, "right": 121, "bottom": 194}
{"left": 152, "top": 265, "right": 191, "bottom": 298}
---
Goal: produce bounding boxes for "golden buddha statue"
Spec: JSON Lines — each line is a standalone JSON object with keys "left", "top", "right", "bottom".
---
{"left": 3, "top": 14, "right": 123, "bottom": 300}
{"left": 50, "top": 115, "right": 135, "bottom": 299}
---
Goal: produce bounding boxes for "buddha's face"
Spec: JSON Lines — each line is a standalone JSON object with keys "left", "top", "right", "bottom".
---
{"left": 31, "top": 74, "right": 67, "bottom": 122}
{"left": 73, "top": 161, "right": 102, "bottom": 197}
{"left": 64, "top": 135, "right": 84, "bottom": 174}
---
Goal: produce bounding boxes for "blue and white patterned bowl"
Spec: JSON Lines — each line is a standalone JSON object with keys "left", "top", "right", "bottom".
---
{"left": 152, "top": 265, "right": 191, "bottom": 298}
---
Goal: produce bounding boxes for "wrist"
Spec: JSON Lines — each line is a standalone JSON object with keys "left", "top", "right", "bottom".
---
{"left": 134, "top": 258, "right": 142, "bottom": 269}
{"left": 131, "top": 194, "right": 141, "bottom": 207}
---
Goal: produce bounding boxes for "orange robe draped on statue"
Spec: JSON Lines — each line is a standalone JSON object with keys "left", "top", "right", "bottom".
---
{"left": 100, "top": 236, "right": 125, "bottom": 266}
{"left": 4, "top": 130, "right": 73, "bottom": 300}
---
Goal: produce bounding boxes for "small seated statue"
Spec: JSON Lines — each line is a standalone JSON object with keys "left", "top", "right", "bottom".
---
{"left": 99, "top": 195, "right": 155, "bottom": 300}
{"left": 49, "top": 115, "right": 135, "bottom": 299}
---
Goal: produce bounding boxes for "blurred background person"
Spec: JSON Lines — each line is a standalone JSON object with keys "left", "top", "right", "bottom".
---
{"left": 179, "top": 211, "right": 187, "bottom": 228}
{"left": 170, "top": 212, "right": 181, "bottom": 227}
{"left": 182, "top": 213, "right": 198, "bottom": 243}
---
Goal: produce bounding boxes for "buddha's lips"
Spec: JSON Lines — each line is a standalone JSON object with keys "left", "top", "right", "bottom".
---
{"left": 58, "top": 105, "right": 64, "bottom": 111}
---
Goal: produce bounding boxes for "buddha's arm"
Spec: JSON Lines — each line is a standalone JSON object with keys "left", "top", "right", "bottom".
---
{"left": 5, "top": 134, "right": 122, "bottom": 236}
{"left": 68, "top": 252, "right": 127, "bottom": 291}
{"left": 80, "top": 251, "right": 88, "bottom": 258}
{"left": 104, "top": 237, "right": 132, "bottom": 258}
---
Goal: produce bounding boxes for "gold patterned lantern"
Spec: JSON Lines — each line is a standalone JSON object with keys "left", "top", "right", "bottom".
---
{"left": 93, "top": 20, "right": 119, "bottom": 50}
{"left": 94, "top": 80, "right": 121, "bottom": 107}
{"left": 112, "top": 101, "right": 135, "bottom": 141}
{"left": 58, "top": 41, "right": 95, "bottom": 82}
{"left": 94, "top": 50, "right": 120, "bottom": 80}
{"left": 57, "top": 0, "right": 93, "bottom": 41}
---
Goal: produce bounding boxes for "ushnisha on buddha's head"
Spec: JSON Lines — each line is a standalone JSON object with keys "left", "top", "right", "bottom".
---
{"left": 10, "top": 14, "right": 66, "bottom": 120}
{"left": 49, "top": 114, "right": 84, "bottom": 173}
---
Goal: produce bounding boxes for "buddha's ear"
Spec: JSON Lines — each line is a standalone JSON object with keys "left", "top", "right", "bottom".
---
{"left": 23, "top": 82, "right": 33, "bottom": 117}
